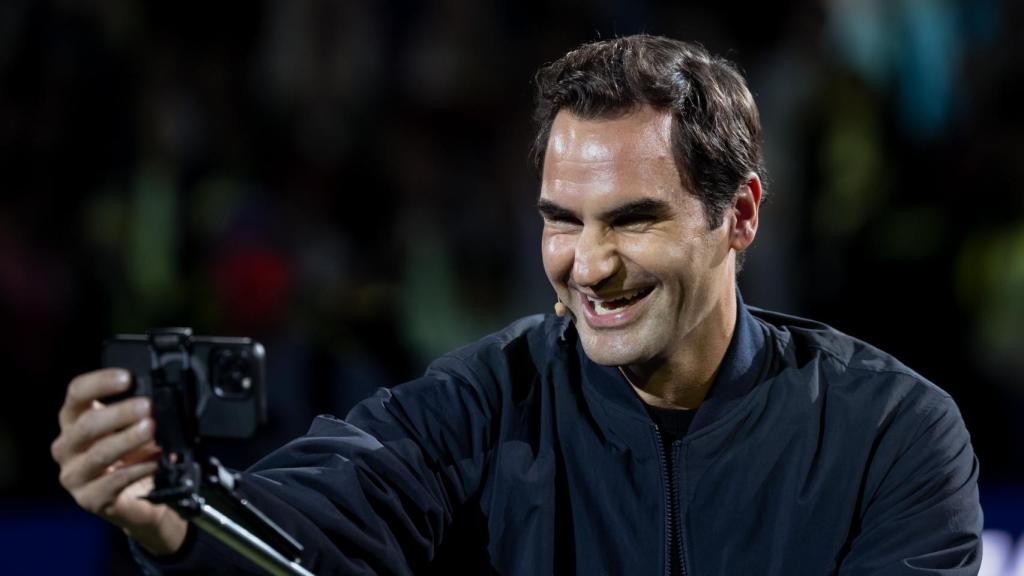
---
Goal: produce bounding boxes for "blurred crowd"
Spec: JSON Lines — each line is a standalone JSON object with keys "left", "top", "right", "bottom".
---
{"left": 1, "top": 0, "right": 1022, "bottom": 572}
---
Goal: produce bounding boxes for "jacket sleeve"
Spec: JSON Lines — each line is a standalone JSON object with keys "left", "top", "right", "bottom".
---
{"left": 838, "top": 384, "right": 983, "bottom": 576}
{"left": 133, "top": 355, "right": 499, "bottom": 575}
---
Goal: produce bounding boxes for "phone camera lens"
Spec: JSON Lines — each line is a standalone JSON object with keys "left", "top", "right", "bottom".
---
{"left": 213, "top": 348, "right": 253, "bottom": 398}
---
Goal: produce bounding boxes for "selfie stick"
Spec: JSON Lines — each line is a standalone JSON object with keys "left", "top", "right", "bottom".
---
{"left": 147, "top": 456, "right": 314, "bottom": 576}
{"left": 143, "top": 329, "right": 315, "bottom": 576}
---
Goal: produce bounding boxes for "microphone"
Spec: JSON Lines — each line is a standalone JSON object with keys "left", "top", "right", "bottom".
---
{"left": 554, "top": 300, "right": 569, "bottom": 318}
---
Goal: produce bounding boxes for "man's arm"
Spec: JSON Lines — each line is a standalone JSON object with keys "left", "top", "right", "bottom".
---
{"left": 838, "top": 387, "right": 982, "bottom": 575}
{"left": 134, "top": 361, "right": 500, "bottom": 575}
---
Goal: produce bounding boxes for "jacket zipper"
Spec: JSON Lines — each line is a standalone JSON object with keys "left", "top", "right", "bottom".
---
{"left": 672, "top": 440, "right": 687, "bottom": 576}
{"left": 653, "top": 426, "right": 686, "bottom": 576}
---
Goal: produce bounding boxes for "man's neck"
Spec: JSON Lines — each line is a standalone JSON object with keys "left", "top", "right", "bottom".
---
{"left": 622, "top": 287, "right": 737, "bottom": 410}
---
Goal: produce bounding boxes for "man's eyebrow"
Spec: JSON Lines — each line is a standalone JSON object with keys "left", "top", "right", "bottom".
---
{"left": 537, "top": 197, "right": 673, "bottom": 222}
{"left": 601, "top": 198, "right": 673, "bottom": 221}
{"left": 536, "top": 198, "right": 577, "bottom": 220}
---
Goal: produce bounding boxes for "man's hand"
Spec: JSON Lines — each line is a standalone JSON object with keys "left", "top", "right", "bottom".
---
{"left": 51, "top": 368, "right": 189, "bottom": 556}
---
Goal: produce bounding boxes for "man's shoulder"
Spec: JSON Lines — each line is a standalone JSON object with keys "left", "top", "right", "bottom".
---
{"left": 349, "top": 314, "right": 572, "bottom": 437}
{"left": 750, "top": 306, "right": 952, "bottom": 407}
{"left": 423, "top": 313, "right": 572, "bottom": 385}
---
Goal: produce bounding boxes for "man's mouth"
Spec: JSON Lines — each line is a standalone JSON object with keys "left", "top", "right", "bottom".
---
{"left": 585, "top": 286, "right": 655, "bottom": 316}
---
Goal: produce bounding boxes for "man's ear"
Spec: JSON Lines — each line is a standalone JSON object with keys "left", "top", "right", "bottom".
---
{"left": 730, "top": 173, "right": 761, "bottom": 252}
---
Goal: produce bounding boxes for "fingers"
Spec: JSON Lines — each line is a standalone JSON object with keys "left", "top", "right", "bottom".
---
{"left": 72, "top": 460, "right": 159, "bottom": 519}
{"left": 59, "top": 369, "right": 131, "bottom": 429}
{"left": 59, "top": 417, "right": 155, "bottom": 492}
{"left": 52, "top": 369, "right": 181, "bottom": 552}
{"left": 52, "top": 397, "right": 150, "bottom": 463}
{"left": 119, "top": 441, "right": 162, "bottom": 467}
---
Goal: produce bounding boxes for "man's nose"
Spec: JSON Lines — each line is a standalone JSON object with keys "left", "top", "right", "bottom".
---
{"left": 572, "top": 227, "right": 620, "bottom": 288}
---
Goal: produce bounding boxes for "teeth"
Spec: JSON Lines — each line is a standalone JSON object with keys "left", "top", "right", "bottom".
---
{"left": 588, "top": 288, "right": 650, "bottom": 315}
{"left": 593, "top": 300, "right": 617, "bottom": 315}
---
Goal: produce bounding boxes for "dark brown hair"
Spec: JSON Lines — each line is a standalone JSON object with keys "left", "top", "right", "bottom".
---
{"left": 532, "top": 34, "right": 765, "bottom": 228}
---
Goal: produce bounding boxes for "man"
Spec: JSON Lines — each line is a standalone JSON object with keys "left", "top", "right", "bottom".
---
{"left": 52, "top": 35, "right": 982, "bottom": 574}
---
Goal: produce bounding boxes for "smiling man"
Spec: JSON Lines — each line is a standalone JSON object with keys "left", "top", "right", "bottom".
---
{"left": 53, "top": 35, "right": 982, "bottom": 575}
{"left": 537, "top": 105, "right": 754, "bottom": 410}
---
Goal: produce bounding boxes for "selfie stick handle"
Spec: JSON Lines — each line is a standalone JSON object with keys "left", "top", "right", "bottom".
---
{"left": 186, "top": 496, "right": 314, "bottom": 576}
{"left": 151, "top": 458, "right": 315, "bottom": 576}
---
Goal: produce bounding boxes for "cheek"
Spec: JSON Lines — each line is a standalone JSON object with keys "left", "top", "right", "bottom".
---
{"left": 618, "top": 233, "right": 684, "bottom": 272}
{"left": 541, "top": 232, "right": 576, "bottom": 282}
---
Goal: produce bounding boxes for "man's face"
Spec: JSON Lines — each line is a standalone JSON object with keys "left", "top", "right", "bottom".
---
{"left": 539, "top": 106, "right": 736, "bottom": 368}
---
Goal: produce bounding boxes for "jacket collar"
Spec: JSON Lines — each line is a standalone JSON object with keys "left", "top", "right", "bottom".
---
{"left": 575, "top": 288, "right": 771, "bottom": 448}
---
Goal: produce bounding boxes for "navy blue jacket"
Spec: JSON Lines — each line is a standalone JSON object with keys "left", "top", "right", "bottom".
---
{"left": 141, "top": 303, "right": 982, "bottom": 575}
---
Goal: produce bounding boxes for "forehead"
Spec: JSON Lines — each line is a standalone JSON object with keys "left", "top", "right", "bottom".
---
{"left": 547, "top": 106, "right": 675, "bottom": 162}
{"left": 541, "top": 106, "right": 684, "bottom": 203}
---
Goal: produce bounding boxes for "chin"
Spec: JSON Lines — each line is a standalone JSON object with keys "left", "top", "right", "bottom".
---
{"left": 577, "top": 327, "right": 657, "bottom": 367}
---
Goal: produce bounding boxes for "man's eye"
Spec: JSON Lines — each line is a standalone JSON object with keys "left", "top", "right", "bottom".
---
{"left": 546, "top": 216, "right": 582, "bottom": 227}
{"left": 614, "top": 216, "right": 653, "bottom": 229}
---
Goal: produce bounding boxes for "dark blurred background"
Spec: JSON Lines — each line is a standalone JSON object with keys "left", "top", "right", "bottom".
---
{"left": 2, "top": 0, "right": 1022, "bottom": 573}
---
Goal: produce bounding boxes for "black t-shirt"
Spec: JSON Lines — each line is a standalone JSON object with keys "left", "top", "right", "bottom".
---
{"left": 643, "top": 403, "right": 695, "bottom": 442}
